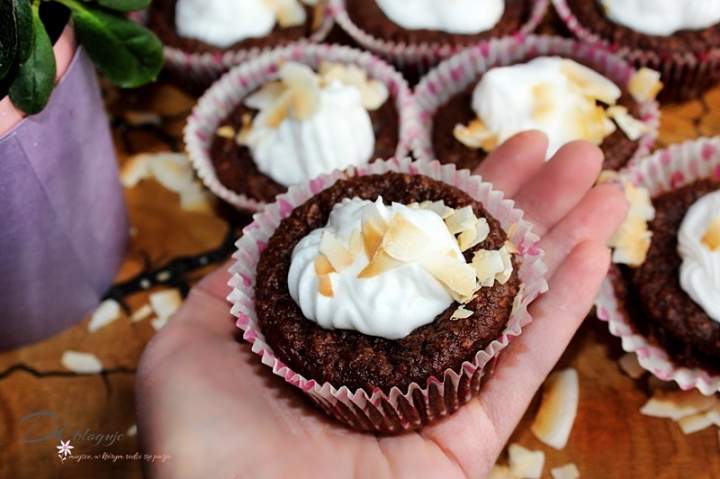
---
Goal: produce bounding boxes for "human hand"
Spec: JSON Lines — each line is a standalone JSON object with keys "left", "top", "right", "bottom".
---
{"left": 135, "top": 131, "right": 628, "bottom": 479}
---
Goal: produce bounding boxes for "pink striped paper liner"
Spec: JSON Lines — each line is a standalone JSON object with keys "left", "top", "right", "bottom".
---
{"left": 130, "top": 8, "right": 334, "bottom": 91}
{"left": 412, "top": 35, "right": 659, "bottom": 169}
{"left": 595, "top": 137, "right": 720, "bottom": 396}
{"left": 331, "top": 0, "right": 549, "bottom": 70}
{"left": 552, "top": 0, "right": 720, "bottom": 103}
{"left": 184, "top": 43, "right": 418, "bottom": 212}
{"left": 228, "top": 157, "right": 548, "bottom": 432}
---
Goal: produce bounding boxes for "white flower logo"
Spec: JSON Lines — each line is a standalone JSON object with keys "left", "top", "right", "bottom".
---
{"left": 56, "top": 440, "right": 74, "bottom": 462}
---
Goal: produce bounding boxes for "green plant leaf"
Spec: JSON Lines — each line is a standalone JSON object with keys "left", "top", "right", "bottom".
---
{"left": 0, "top": 0, "right": 17, "bottom": 80}
{"left": 96, "top": 0, "right": 151, "bottom": 12}
{"left": 59, "top": 0, "right": 163, "bottom": 88}
{"left": 8, "top": 6, "right": 57, "bottom": 114}
{"left": 14, "top": 0, "right": 33, "bottom": 63}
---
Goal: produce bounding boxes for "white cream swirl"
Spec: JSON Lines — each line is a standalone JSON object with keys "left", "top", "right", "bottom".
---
{"left": 288, "top": 198, "right": 461, "bottom": 339}
{"left": 246, "top": 81, "right": 375, "bottom": 187}
{"left": 375, "top": 0, "right": 505, "bottom": 34}
{"left": 175, "top": 0, "right": 278, "bottom": 48}
{"left": 678, "top": 190, "right": 720, "bottom": 322}
{"left": 600, "top": 0, "right": 720, "bottom": 36}
{"left": 471, "top": 57, "right": 621, "bottom": 159}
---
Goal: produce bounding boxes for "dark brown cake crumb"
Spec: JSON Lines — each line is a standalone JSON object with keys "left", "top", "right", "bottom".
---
{"left": 431, "top": 78, "right": 644, "bottom": 172}
{"left": 210, "top": 92, "right": 400, "bottom": 204}
{"left": 148, "top": 0, "right": 317, "bottom": 54}
{"left": 614, "top": 179, "right": 720, "bottom": 374}
{"left": 345, "top": 0, "right": 533, "bottom": 46}
{"left": 254, "top": 173, "right": 521, "bottom": 393}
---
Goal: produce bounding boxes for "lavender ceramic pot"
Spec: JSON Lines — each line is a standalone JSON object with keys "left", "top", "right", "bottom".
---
{"left": 0, "top": 28, "right": 128, "bottom": 350}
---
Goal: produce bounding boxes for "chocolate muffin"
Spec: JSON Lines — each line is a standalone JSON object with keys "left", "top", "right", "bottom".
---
{"left": 254, "top": 172, "right": 521, "bottom": 393}
{"left": 612, "top": 180, "right": 720, "bottom": 374}
{"left": 345, "top": 0, "right": 534, "bottom": 47}
{"left": 210, "top": 92, "right": 400, "bottom": 203}
{"left": 148, "top": 0, "right": 319, "bottom": 54}
{"left": 431, "top": 83, "right": 643, "bottom": 172}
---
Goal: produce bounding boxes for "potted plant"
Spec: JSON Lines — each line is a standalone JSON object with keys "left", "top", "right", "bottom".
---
{"left": 0, "top": 0, "right": 163, "bottom": 349}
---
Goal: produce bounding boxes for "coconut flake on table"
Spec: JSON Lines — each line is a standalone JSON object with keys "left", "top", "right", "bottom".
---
{"left": 88, "top": 299, "right": 121, "bottom": 333}
{"left": 531, "top": 368, "right": 579, "bottom": 449}
{"left": 61, "top": 351, "right": 103, "bottom": 374}
{"left": 508, "top": 444, "right": 545, "bottom": 479}
{"left": 551, "top": 463, "right": 580, "bottom": 479}
{"left": 640, "top": 390, "right": 718, "bottom": 420}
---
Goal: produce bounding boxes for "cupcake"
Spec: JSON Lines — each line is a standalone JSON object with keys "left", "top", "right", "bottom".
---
{"left": 553, "top": 0, "right": 720, "bottom": 103}
{"left": 596, "top": 138, "right": 720, "bottom": 395}
{"left": 145, "top": 0, "right": 333, "bottom": 89}
{"left": 184, "top": 44, "right": 416, "bottom": 211}
{"left": 229, "top": 158, "right": 546, "bottom": 432}
{"left": 413, "top": 36, "right": 660, "bottom": 171}
{"left": 332, "top": 0, "right": 548, "bottom": 68}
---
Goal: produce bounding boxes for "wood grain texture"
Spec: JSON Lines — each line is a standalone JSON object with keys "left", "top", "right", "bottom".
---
{"left": 2, "top": 29, "right": 720, "bottom": 479}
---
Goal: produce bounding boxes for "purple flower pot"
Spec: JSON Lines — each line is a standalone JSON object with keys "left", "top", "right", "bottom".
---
{"left": 0, "top": 38, "right": 128, "bottom": 349}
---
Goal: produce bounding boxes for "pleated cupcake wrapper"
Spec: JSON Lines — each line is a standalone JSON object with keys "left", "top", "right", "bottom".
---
{"left": 331, "top": 0, "right": 549, "bottom": 70}
{"left": 184, "top": 43, "right": 419, "bottom": 212}
{"left": 595, "top": 137, "right": 720, "bottom": 396}
{"left": 552, "top": 0, "right": 720, "bottom": 103}
{"left": 130, "top": 9, "right": 334, "bottom": 91}
{"left": 228, "top": 157, "right": 548, "bottom": 433}
{"left": 411, "top": 35, "right": 660, "bottom": 168}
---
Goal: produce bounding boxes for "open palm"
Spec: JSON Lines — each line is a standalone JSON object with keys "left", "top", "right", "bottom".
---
{"left": 135, "top": 131, "right": 628, "bottom": 479}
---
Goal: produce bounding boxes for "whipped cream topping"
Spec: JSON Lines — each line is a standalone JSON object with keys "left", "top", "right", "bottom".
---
{"left": 375, "top": 0, "right": 505, "bottom": 34}
{"left": 470, "top": 57, "right": 621, "bottom": 159}
{"left": 245, "top": 81, "right": 375, "bottom": 186}
{"left": 600, "top": 0, "right": 720, "bottom": 36}
{"left": 678, "top": 190, "right": 720, "bottom": 322}
{"left": 288, "top": 198, "right": 462, "bottom": 340}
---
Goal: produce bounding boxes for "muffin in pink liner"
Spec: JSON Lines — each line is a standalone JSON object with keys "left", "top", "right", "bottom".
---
{"left": 412, "top": 35, "right": 660, "bottom": 172}
{"left": 552, "top": 0, "right": 720, "bottom": 103}
{"left": 184, "top": 43, "right": 418, "bottom": 212}
{"left": 596, "top": 137, "right": 720, "bottom": 396}
{"left": 131, "top": 2, "right": 334, "bottom": 92}
{"left": 331, "top": 0, "right": 548, "bottom": 70}
{"left": 228, "top": 157, "right": 547, "bottom": 432}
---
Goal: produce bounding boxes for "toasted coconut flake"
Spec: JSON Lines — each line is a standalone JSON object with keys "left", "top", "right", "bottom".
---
{"left": 361, "top": 206, "right": 388, "bottom": 258}
{"left": 130, "top": 304, "right": 153, "bottom": 323}
{"left": 472, "top": 245, "right": 514, "bottom": 287}
{"left": 610, "top": 182, "right": 655, "bottom": 267}
{"left": 151, "top": 316, "right": 169, "bottom": 331}
{"left": 458, "top": 218, "right": 490, "bottom": 252}
{"left": 575, "top": 103, "right": 616, "bottom": 144}
{"left": 266, "top": 0, "right": 307, "bottom": 27}
{"left": 319, "top": 62, "right": 389, "bottom": 110}
{"left": 607, "top": 105, "right": 649, "bottom": 141}
{"left": 678, "top": 411, "right": 716, "bottom": 435}
{"left": 317, "top": 273, "right": 334, "bottom": 297}
{"left": 628, "top": 68, "right": 663, "bottom": 102}
{"left": 148, "top": 153, "right": 196, "bottom": 194}
{"left": 382, "top": 214, "right": 433, "bottom": 262}
{"left": 551, "top": 463, "right": 580, "bottom": 479}
{"left": 349, "top": 230, "right": 364, "bottom": 256}
{"left": 280, "top": 62, "right": 320, "bottom": 120}
{"left": 244, "top": 81, "right": 286, "bottom": 110}
{"left": 640, "top": 390, "right": 718, "bottom": 420}
{"left": 531, "top": 368, "right": 579, "bottom": 449}
{"left": 262, "top": 90, "right": 294, "bottom": 128}
{"left": 618, "top": 353, "right": 645, "bottom": 379}
{"left": 314, "top": 254, "right": 334, "bottom": 275}
{"left": 561, "top": 60, "right": 621, "bottom": 104}
{"left": 450, "top": 305, "right": 473, "bottom": 321}
{"left": 149, "top": 289, "right": 182, "bottom": 320}
{"left": 508, "top": 444, "right": 545, "bottom": 479}
{"left": 236, "top": 113, "right": 254, "bottom": 146}
{"left": 444, "top": 206, "right": 478, "bottom": 235}
{"left": 62, "top": 351, "right": 102, "bottom": 374}
{"left": 532, "top": 83, "right": 556, "bottom": 121}
{"left": 120, "top": 155, "right": 151, "bottom": 188}
{"left": 320, "top": 231, "right": 354, "bottom": 272}
{"left": 88, "top": 299, "right": 121, "bottom": 333}
{"left": 453, "top": 118, "right": 498, "bottom": 151}
{"left": 702, "top": 217, "right": 720, "bottom": 251}
{"left": 422, "top": 254, "right": 478, "bottom": 299}
{"left": 357, "top": 249, "right": 403, "bottom": 278}
{"left": 488, "top": 465, "right": 516, "bottom": 479}
{"left": 419, "top": 200, "right": 455, "bottom": 219}
{"left": 216, "top": 125, "right": 236, "bottom": 139}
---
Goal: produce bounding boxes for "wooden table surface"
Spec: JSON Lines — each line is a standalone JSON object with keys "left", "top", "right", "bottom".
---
{"left": 2, "top": 27, "right": 720, "bottom": 479}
